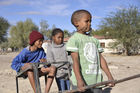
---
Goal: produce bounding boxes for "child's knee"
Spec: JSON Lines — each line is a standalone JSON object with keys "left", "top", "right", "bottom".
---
{"left": 27, "top": 70, "right": 34, "bottom": 76}
{"left": 50, "top": 66, "right": 56, "bottom": 72}
{"left": 48, "top": 66, "right": 56, "bottom": 76}
{"left": 21, "top": 63, "right": 33, "bottom": 70}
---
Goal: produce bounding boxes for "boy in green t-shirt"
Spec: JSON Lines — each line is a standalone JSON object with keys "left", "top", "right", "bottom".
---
{"left": 66, "top": 9, "right": 115, "bottom": 93}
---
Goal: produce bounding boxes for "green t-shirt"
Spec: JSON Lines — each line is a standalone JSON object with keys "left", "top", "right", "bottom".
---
{"left": 66, "top": 32, "right": 104, "bottom": 86}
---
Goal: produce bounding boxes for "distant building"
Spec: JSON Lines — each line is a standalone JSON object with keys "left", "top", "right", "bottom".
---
{"left": 93, "top": 35, "right": 117, "bottom": 53}
{"left": 63, "top": 35, "right": 117, "bottom": 53}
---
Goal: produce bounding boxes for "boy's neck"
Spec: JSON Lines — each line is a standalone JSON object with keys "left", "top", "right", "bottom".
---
{"left": 29, "top": 45, "right": 38, "bottom": 51}
{"left": 77, "top": 30, "right": 88, "bottom": 35}
{"left": 77, "top": 30, "right": 86, "bottom": 35}
{"left": 77, "top": 29, "right": 91, "bottom": 36}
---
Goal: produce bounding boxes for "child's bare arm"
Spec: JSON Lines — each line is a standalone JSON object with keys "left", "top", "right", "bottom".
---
{"left": 100, "top": 53, "right": 115, "bottom": 87}
{"left": 71, "top": 52, "right": 86, "bottom": 92}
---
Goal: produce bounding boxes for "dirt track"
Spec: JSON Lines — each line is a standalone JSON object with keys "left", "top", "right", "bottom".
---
{"left": 0, "top": 52, "right": 140, "bottom": 93}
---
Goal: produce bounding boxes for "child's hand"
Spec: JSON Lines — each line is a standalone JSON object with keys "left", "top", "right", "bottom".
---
{"left": 21, "top": 63, "right": 32, "bottom": 70}
{"left": 41, "top": 67, "right": 47, "bottom": 73}
{"left": 77, "top": 79, "right": 86, "bottom": 92}
{"left": 107, "top": 78, "right": 115, "bottom": 87}
{"left": 40, "top": 59, "right": 47, "bottom": 62}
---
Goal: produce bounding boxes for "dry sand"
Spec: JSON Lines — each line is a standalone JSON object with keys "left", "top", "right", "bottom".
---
{"left": 0, "top": 52, "right": 140, "bottom": 93}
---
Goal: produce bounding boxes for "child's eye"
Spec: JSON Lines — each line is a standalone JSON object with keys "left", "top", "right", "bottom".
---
{"left": 86, "top": 20, "right": 91, "bottom": 23}
{"left": 86, "top": 20, "right": 88, "bottom": 22}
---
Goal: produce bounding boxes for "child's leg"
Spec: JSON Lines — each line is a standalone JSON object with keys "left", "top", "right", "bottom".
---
{"left": 41, "top": 66, "right": 56, "bottom": 93}
{"left": 21, "top": 63, "right": 36, "bottom": 93}
{"left": 55, "top": 78, "right": 61, "bottom": 90}
{"left": 45, "top": 75, "right": 54, "bottom": 93}
{"left": 56, "top": 78, "right": 65, "bottom": 91}
{"left": 45, "top": 66, "right": 56, "bottom": 93}
{"left": 27, "top": 70, "right": 36, "bottom": 93}
{"left": 66, "top": 79, "right": 70, "bottom": 90}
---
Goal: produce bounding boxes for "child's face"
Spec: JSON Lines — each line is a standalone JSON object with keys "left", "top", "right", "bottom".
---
{"left": 34, "top": 39, "right": 44, "bottom": 48}
{"left": 52, "top": 32, "right": 63, "bottom": 45}
{"left": 76, "top": 13, "right": 92, "bottom": 33}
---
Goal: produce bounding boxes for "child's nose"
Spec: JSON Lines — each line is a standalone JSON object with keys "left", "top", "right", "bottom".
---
{"left": 60, "top": 38, "right": 63, "bottom": 41}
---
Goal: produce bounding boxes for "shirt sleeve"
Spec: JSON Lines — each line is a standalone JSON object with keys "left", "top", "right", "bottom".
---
{"left": 46, "top": 44, "right": 55, "bottom": 63}
{"left": 42, "top": 43, "right": 48, "bottom": 54}
{"left": 66, "top": 36, "right": 79, "bottom": 52}
{"left": 41, "top": 50, "right": 46, "bottom": 59}
{"left": 96, "top": 39, "right": 104, "bottom": 53}
{"left": 11, "top": 50, "right": 26, "bottom": 72}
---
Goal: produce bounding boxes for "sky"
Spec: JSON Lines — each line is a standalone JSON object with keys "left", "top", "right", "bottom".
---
{"left": 0, "top": 0, "right": 140, "bottom": 32}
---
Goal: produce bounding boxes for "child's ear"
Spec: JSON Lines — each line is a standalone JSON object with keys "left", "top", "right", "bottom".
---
{"left": 52, "top": 36, "right": 54, "bottom": 39}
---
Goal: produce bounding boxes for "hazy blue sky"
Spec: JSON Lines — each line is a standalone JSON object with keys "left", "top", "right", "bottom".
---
{"left": 0, "top": 0, "right": 140, "bottom": 32}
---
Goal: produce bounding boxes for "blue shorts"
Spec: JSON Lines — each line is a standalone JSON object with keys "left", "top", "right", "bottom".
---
{"left": 56, "top": 78, "right": 70, "bottom": 91}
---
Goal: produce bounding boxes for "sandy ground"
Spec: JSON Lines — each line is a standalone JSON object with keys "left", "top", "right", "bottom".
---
{"left": 0, "top": 52, "right": 140, "bottom": 93}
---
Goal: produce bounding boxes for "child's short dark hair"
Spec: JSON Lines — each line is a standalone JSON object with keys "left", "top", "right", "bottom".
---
{"left": 71, "top": 9, "right": 91, "bottom": 27}
{"left": 52, "top": 28, "right": 64, "bottom": 37}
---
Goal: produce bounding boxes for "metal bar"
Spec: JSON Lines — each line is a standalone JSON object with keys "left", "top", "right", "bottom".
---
{"left": 45, "top": 75, "right": 47, "bottom": 85}
{"left": 32, "top": 63, "right": 42, "bottom": 93}
{"left": 16, "top": 66, "right": 31, "bottom": 77}
{"left": 115, "top": 74, "right": 140, "bottom": 84}
{"left": 61, "top": 74, "right": 140, "bottom": 93}
{"left": 16, "top": 77, "right": 19, "bottom": 93}
{"left": 15, "top": 62, "right": 51, "bottom": 93}
{"left": 16, "top": 66, "right": 32, "bottom": 93}
{"left": 30, "top": 61, "right": 70, "bottom": 93}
